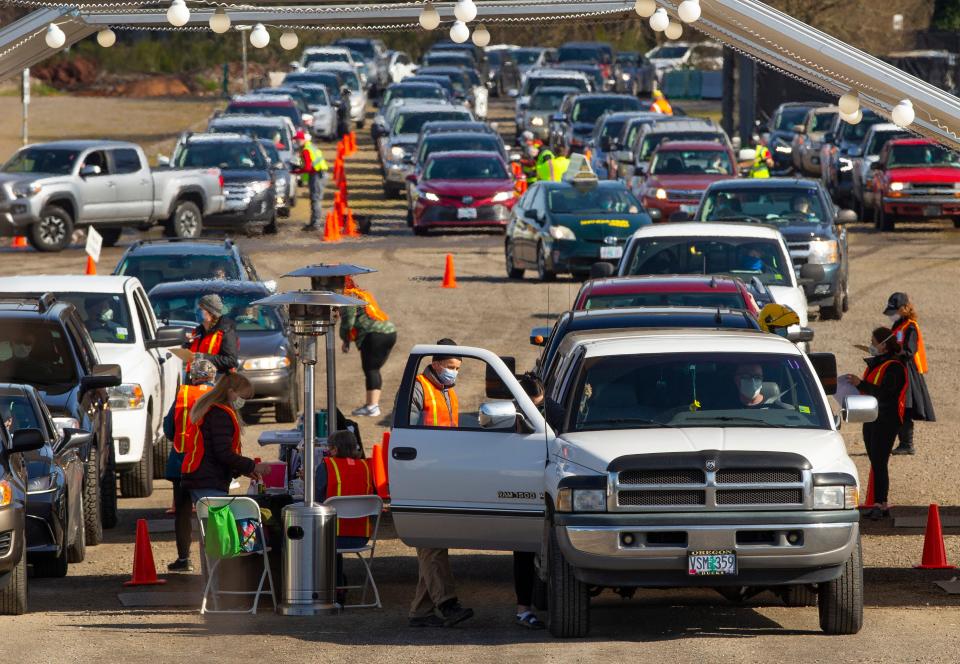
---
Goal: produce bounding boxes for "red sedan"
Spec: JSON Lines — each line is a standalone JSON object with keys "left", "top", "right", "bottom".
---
{"left": 639, "top": 141, "right": 738, "bottom": 222}
{"left": 410, "top": 151, "right": 517, "bottom": 235}
{"left": 573, "top": 274, "right": 760, "bottom": 314}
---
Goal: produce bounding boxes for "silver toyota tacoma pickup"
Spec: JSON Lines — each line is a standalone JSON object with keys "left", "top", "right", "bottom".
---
{"left": 0, "top": 140, "right": 225, "bottom": 252}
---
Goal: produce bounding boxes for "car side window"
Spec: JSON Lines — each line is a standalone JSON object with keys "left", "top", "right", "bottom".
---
{"left": 81, "top": 150, "right": 111, "bottom": 175}
{"left": 112, "top": 149, "right": 144, "bottom": 175}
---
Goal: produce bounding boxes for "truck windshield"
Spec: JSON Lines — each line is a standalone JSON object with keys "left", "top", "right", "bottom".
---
{"left": 572, "top": 97, "right": 642, "bottom": 124}
{"left": 173, "top": 141, "right": 267, "bottom": 171}
{"left": 699, "top": 187, "right": 827, "bottom": 225}
{"left": 149, "top": 292, "right": 281, "bottom": 331}
{"left": 210, "top": 124, "right": 285, "bottom": 145}
{"left": 3, "top": 147, "right": 79, "bottom": 175}
{"left": 0, "top": 322, "right": 78, "bottom": 387}
{"left": 571, "top": 352, "right": 828, "bottom": 431}
{"left": 650, "top": 149, "right": 734, "bottom": 175}
{"left": 56, "top": 293, "right": 135, "bottom": 344}
{"left": 625, "top": 236, "right": 791, "bottom": 287}
{"left": 118, "top": 255, "right": 241, "bottom": 293}
{"left": 888, "top": 144, "right": 960, "bottom": 168}
{"left": 383, "top": 86, "right": 445, "bottom": 107}
{"left": 583, "top": 291, "right": 745, "bottom": 310}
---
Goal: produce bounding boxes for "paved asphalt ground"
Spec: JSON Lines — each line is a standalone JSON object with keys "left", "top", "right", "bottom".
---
{"left": 1, "top": 96, "right": 960, "bottom": 662}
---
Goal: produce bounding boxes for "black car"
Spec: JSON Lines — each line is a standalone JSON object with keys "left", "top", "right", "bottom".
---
{"left": 147, "top": 280, "right": 298, "bottom": 423}
{"left": 550, "top": 93, "right": 645, "bottom": 153}
{"left": 764, "top": 102, "right": 828, "bottom": 174}
{"left": 691, "top": 177, "right": 856, "bottom": 319}
{"left": 0, "top": 293, "right": 121, "bottom": 547}
{"left": 113, "top": 238, "right": 264, "bottom": 293}
{"left": 820, "top": 108, "right": 884, "bottom": 206}
{"left": 1, "top": 384, "right": 87, "bottom": 578}
{"left": 0, "top": 417, "right": 45, "bottom": 614}
{"left": 531, "top": 306, "right": 762, "bottom": 379}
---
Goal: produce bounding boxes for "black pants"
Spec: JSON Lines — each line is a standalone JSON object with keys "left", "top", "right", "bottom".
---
{"left": 172, "top": 479, "right": 193, "bottom": 560}
{"left": 864, "top": 419, "right": 899, "bottom": 504}
{"left": 360, "top": 331, "right": 397, "bottom": 391}
{"left": 897, "top": 418, "right": 915, "bottom": 449}
{"left": 514, "top": 551, "right": 535, "bottom": 607}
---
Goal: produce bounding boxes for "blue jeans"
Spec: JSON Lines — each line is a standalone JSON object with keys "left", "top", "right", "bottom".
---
{"left": 190, "top": 488, "right": 229, "bottom": 504}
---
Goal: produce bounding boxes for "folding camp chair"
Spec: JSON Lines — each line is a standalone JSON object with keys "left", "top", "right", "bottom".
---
{"left": 323, "top": 495, "right": 384, "bottom": 609}
{"left": 196, "top": 496, "right": 276, "bottom": 615}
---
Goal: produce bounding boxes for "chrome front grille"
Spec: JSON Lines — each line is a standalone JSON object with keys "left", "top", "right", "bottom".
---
{"left": 619, "top": 490, "right": 705, "bottom": 506}
{"left": 788, "top": 241, "right": 810, "bottom": 267}
{"left": 224, "top": 184, "right": 254, "bottom": 210}
{"left": 908, "top": 183, "right": 957, "bottom": 195}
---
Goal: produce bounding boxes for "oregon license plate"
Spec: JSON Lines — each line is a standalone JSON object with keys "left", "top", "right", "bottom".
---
{"left": 923, "top": 205, "right": 941, "bottom": 216}
{"left": 688, "top": 550, "right": 737, "bottom": 576}
{"left": 457, "top": 207, "right": 478, "bottom": 220}
{"left": 599, "top": 246, "right": 623, "bottom": 259}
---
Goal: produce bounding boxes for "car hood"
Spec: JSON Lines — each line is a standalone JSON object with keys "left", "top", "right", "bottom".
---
{"left": 0, "top": 172, "right": 46, "bottom": 186}
{"left": 556, "top": 428, "right": 848, "bottom": 475}
{"left": 236, "top": 330, "right": 289, "bottom": 360}
{"left": 420, "top": 179, "right": 515, "bottom": 198}
{"left": 388, "top": 134, "right": 419, "bottom": 148}
{"left": 769, "top": 130, "right": 795, "bottom": 145}
{"left": 221, "top": 169, "right": 271, "bottom": 183}
{"left": 885, "top": 167, "right": 960, "bottom": 184}
{"left": 550, "top": 212, "right": 651, "bottom": 240}
{"left": 779, "top": 225, "right": 835, "bottom": 243}
{"left": 645, "top": 174, "right": 732, "bottom": 191}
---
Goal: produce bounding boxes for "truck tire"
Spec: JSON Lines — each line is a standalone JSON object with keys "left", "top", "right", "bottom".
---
{"left": 82, "top": 445, "right": 104, "bottom": 546}
{"left": 67, "top": 493, "right": 86, "bottom": 563}
{"left": 819, "top": 285, "right": 845, "bottom": 321}
{"left": 818, "top": 535, "right": 863, "bottom": 634}
{"left": 120, "top": 414, "right": 153, "bottom": 498}
{"left": 154, "top": 434, "right": 171, "bottom": 480}
{"left": 33, "top": 537, "right": 69, "bottom": 578}
{"left": 98, "top": 228, "right": 122, "bottom": 247}
{"left": 100, "top": 443, "right": 119, "bottom": 530}
{"left": 166, "top": 200, "right": 203, "bottom": 238}
{"left": 0, "top": 553, "right": 27, "bottom": 615}
{"left": 781, "top": 584, "right": 818, "bottom": 607}
{"left": 547, "top": 525, "right": 589, "bottom": 638}
{"left": 29, "top": 204, "right": 74, "bottom": 252}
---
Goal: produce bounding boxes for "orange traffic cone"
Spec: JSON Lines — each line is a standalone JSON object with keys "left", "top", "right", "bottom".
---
{"left": 124, "top": 518, "right": 167, "bottom": 586}
{"left": 442, "top": 254, "right": 457, "bottom": 288}
{"left": 85, "top": 256, "right": 97, "bottom": 275}
{"left": 859, "top": 469, "right": 875, "bottom": 508}
{"left": 347, "top": 131, "right": 356, "bottom": 156}
{"left": 344, "top": 208, "right": 360, "bottom": 237}
{"left": 322, "top": 210, "right": 341, "bottom": 242}
{"left": 916, "top": 504, "right": 956, "bottom": 569}
{"left": 336, "top": 140, "right": 345, "bottom": 161}
{"left": 11, "top": 236, "right": 27, "bottom": 249}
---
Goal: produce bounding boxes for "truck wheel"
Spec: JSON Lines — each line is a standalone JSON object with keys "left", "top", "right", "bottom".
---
{"left": 547, "top": 525, "right": 589, "bottom": 638}
{"left": 166, "top": 200, "right": 203, "bottom": 238}
{"left": 818, "top": 535, "right": 863, "bottom": 634}
{"left": 29, "top": 205, "right": 74, "bottom": 252}
{"left": 82, "top": 446, "right": 103, "bottom": 546}
{"left": 0, "top": 553, "right": 27, "bottom": 615}
{"left": 33, "top": 537, "right": 69, "bottom": 578}
{"left": 781, "top": 584, "right": 818, "bottom": 607}
{"left": 67, "top": 493, "right": 86, "bottom": 563}
{"left": 100, "top": 443, "right": 119, "bottom": 530}
{"left": 537, "top": 243, "right": 556, "bottom": 282}
{"left": 819, "top": 287, "right": 844, "bottom": 321}
{"left": 120, "top": 415, "right": 153, "bottom": 498}
{"left": 153, "top": 433, "right": 171, "bottom": 480}
{"left": 98, "top": 228, "right": 122, "bottom": 247}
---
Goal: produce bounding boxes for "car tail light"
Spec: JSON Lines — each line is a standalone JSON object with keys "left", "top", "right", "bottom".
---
{"left": 219, "top": 174, "right": 224, "bottom": 190}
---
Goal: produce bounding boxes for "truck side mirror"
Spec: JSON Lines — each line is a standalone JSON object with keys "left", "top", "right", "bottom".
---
{"left": 870, "top": 161, "right": 884, "bottom": 171}
{"left": 800, "top": 263, "right": 826, "bottom": 283}
{"left": 478, "top": 401, "right": 518, "bottom": 430}
{"left": 837, "top": 209, "right": 857, "bottom": 224}
{"left": 787, "top": 327, "right": 815, "bottom": 343}
{"left": 808, "top": 352, "right": 837, "bottom": 395}
{"left": 79, "top": 165, "right": 101, "bottom": 177}
{"left": 146, "top": 325, "right": 189, "bottom": 349}
{"left": 11, "top": 428, "right": 44, "bottom": 453}
{"left": 530, "top": 327, "right": 551, "bottom": 346}
{"left": 842, "top": 395, "right": 878, "bottom": 423}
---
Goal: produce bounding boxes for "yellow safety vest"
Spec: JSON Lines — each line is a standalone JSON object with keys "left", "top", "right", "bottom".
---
{"left": 749, "top": 146, "right": 771, "bottom": 179}
{"left": 551, "top": 156, "right": 570, "bottom": 181}
{"left": 304, "top": 141, "right": 328, "bottom": 172}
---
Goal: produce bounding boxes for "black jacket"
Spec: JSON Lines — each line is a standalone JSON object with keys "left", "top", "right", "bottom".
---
{"left": 893, "top": 318, "right": 935, "bottom": 421}
{"left": 180, "top": 406, "right": 255, "bottom": 492}
{"left": 858, "top": 354, "right": 908, "bottom": 425}
{"left": 187, "top": 316, "right": 239, "bottom": 374}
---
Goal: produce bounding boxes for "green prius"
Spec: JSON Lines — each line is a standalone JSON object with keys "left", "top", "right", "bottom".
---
{"left": 505, "top": 179, "right": 652, "bottom": 281}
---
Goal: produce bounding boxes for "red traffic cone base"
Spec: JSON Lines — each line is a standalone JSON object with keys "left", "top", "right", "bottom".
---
{"left": 124, "top": 518, "right": 166, "bottom": 586}
{"left": 85, "top": 256, "right": 97, "bottom": 275}
{"left": 859, "top": 469, "right": 875, "bottom": 508}
{"left": 916, "top": 503, "right": 956, "bottom": 570}
{"left": 11, "top": 236, "right": 27, "bottom": 249}
{"left": 442, "top": 254, "right": 457, "bottom": 288}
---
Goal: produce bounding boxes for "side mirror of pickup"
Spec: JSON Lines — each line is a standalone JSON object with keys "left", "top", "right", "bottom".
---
{"left": 530, "top": 327, "right": 551, "bottom": 346}
{"left": 58, "top": 428, "right": 93, "bottom": 454}
{"left": 841, "top": 395, "right": 878, "bottom": 424}
{"left": 808, "top": 352, "right": 837, "bottom": 395}
{"left": 81, "top": 364, "right": 122, "bottom": 391}
{"left": 837, "top": 209, "right": 858, "bottom": 224}
{"left": 589, "top": 262, "right": 615, "bottom": 279}
{"left": 11, "top": 428, "right": 45, "bottom": 453}
{"left": 156, "top": 155, "right": 171, "bottom": 167}
{"left": 869, "top": 161, "right": 884, "bottom": 171}
{"left": 146, "top": 325, "right": 189, "bottom": 349}
{"left": 478, "top": 401, "right": 518, "bottom": 430}
{"left": 79, "top": 165, "right": 101, "bottom": 177}
{"left": 787, "top": 327, "right": 815, "bottom": 344}
{"left": 485, "top": 356, "right": 517, "bottom": 399}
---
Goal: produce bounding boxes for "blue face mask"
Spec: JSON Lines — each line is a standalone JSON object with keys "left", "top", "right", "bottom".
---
{"left": 437, "top": 368, "right": 459, "bottom": 386}
{"left": 742, "top": 255, "right": 763, "bottom": 271}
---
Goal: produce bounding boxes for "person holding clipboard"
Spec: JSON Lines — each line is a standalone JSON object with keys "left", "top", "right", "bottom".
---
{"left": 173, "top": 294, "right": 239, "bottom": 376}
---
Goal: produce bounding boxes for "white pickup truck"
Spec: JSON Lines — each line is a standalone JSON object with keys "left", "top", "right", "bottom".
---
{"left": 0, "top": 275, "right": 185, "bottom": 498}
{"left": 388, "top": 332, "right": 876, "bottom": 637}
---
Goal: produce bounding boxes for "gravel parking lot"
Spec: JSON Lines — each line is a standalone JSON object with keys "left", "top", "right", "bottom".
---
{"left": 2, "top": 96, "right": 960, "bottom": 663}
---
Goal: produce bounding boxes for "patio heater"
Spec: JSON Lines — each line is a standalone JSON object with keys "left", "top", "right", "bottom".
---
{"left": 252, "top": 289, "right": 363, "bottom": 616}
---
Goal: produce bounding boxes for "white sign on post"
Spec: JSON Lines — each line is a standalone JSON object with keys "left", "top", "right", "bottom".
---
{"left": 85, "top": 226, "right": 103, "bottom": 264}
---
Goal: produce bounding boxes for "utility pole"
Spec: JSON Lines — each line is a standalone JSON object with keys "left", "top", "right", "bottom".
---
{"left": 21, "top": 68, "right": 29, "bottom": 146}
{"left": 236, "top": 25, "right": 251, "bottom": 93}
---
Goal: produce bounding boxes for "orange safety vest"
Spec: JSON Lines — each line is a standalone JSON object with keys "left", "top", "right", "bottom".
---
{"left": 182, "top": 403, "right": 243, "bottom": 474}
{"left": 172, "top": 383, "right": 212, "bottom": 454}
{"left": 892, "top": 319, "right": 928, "bottom": 374}
{"left": 651, "top": 98, "right": 673, "bottom": 115}
{"left": 187, "top": 329, "right": 224, "bottom": 373}
{"left": 343, "top": 287, "right": 389, "bottom": 342}
{"left": 416, "top": 374, "right": 458, "bottom": 427}
{"left": 863, "top": 359, "right": 908, "bottom": 422}
{"left": 511, "top": 161, "right": 526, "bottom": 195}
{"left": 324, "top": 456, "right": 374, "bottom": 537}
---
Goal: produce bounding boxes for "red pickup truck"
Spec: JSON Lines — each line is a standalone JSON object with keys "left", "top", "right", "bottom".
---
{"left": 866, "top": 137, "right": 960, "bottom": 231}
{"left": 637, "top": 141, "right": 738, "bottom": 222}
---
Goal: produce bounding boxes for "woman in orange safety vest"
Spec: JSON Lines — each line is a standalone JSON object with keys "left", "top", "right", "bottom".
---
{"left": 185, "top": 293, "right": 239, "bottom": 376}
{"left": 340, "top": 275, "right": 398, "bottom": 419}
{"left": 883, "top": 292, "right": 934, "bottom": 455}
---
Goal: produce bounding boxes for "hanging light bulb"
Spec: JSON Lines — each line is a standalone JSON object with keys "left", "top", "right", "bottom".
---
{"left": 649, "top": 7, "right": 670, "bottom": 32}
{"left": 419, "top": 1, "right": 441, "bottom": 30}
{"left": 634, "top": 0, "right": 657, "bottom": 18}
{"left": 279, "top": 31, "right": 298, "bottom": 51}
{"left": 96, "top": 28, "right": 116, "bottom": 48}
{"left": 838, "top": 90, "right": 860, "bottom": 116}
{"left": 450, "top": 20, "right": 470, "bottom": 44}
{"left": 891, "top": 99, "right": 915, "bottom": 127}
{"left": 167, "top": 0, "right": 190, "bottom": 27}
{"left": 250, "top": 23, "right": 270, "bottom": 49}
{"left": 665, "top": 21, "right": 683, "bottom": 40}
{"left": 678, "top": 0, "right": 701, "bottom": 23}
{"left": 209, "top": 7, "right": 231, "bottom": 34}
{"left": 44, "top": 23, "right": 65, "bottom": 49}
{"left": 839, "top": 109, "right": 862, "bottom": 125}
{"left": 454, "top": 0, "right": 477, "bottom": 23}
{"left": 471, "top": 24, "right": 490, "bottom": 47}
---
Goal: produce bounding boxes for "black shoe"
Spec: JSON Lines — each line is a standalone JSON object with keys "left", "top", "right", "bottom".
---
{"left": 892, "top": 446, "right": 916, "bottom": 455}
{"left": 439, "top": 600, "right": 474, "bottom": 627}
{"left": 167, "top": 558, "right": 194, "bottom": 572}
{"left": 302, "top": 223, "right": 320, "bottom": 232}
{"left": 408, "top": 614, "right": 444, "bottom": 628}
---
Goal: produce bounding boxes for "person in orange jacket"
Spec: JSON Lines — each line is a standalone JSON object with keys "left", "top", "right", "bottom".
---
{"left": 884, "top": 292, "right": 934, "bottom": 455}
{"left": 651, "top": 89, "right": 673, "bottom": 115}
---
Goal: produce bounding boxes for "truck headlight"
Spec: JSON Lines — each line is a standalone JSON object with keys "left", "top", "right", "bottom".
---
{"left": 242, "top": 356, "right": 291, "bottom": 371}
{"left": 531, "top": 116, "right": 544, "bottom": 127}
{"left": 421, "top": 191, "right": 440, "bottom": 202}
{"left": 556, "top": 488, "right": 606, "bottom": 512}
{"left": 0, "top": 479, "right": 10, "bottom": 507}
{"left": 12, "top": 182, "right": 41, "bottom": 197}
{"left": 889, "top": 181, "right": 905, "bottom": 192}
{"left": 807, "top": 239, "right": 839, "bottom": 264}
{"left": 813, "top": 485, "right": 856, "bottom": 510}
{"left": 549, "top": 225, "right": 576, "bottom": 240}
{"left": 249, "top": 180, "right": 273, "bottom": 195}
{"left": 655, "top": 188, "right": 667, "bottom": 200}
{"left": 390, "top": 146, "right": 405, "bottom": 161}
{"left": 492, "top": 191, "right": 515, "bottom": 203}
{"left": 109, "top": 384, "right": 145, "bottom": 410}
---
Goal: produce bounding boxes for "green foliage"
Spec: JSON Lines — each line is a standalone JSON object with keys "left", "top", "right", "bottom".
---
{"left": 932, "top": 0, "right": 960, "bottom": 29}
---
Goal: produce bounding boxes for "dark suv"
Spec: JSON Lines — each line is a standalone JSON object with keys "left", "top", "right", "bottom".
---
{"left": 112, "top": 238, "right": 265, "bottom": 293}
{"left": 0, "top": 294, "right": 121, "bottom": 547}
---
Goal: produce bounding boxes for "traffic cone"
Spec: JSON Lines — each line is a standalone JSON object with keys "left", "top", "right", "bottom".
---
{"left": 344, "top": 208, "right": 360, "bottom": 237}
{"left": 372, "top": 431, "right": 390, "bottom": 500}
{"left": 322, "top": 210, "right": 341, "bottom": 242}
{"left": 347, "top": 131, "right": 356, "bottom": 156}
{"left": 916, "top": 504, "right": 956, "bottom": 569}
{"left": 11, "top": 236, "right": 27, "bottom": 249}
{"left": 859, "top": 469, "right": 875, "bottom": 508}
{"left": 336, "top": 140, "right": 345, "bottom": 161}
{"left": 85, "top": 256, "right": 97, "bottom": 275}
{"left": 442, "top": 254, "right": 457, "bottom": 288}
{"left": 123, "top": 518, "right": 167, "bottom": 586}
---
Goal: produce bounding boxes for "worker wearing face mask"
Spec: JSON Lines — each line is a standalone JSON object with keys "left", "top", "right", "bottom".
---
{"left": 11, "top": 331, "right": 34, "bottom": 360}
{"left": 883, "top": 292, "right": 934, "bottom": 455}
{"left": 720, "top": 362, "right": 787, "bottom": 410}
{"left": 185, "top": 294, "right": 239, "bottom": 376}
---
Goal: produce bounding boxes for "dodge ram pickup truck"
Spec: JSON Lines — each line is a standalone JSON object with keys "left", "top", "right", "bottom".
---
{"left": 0, "top": 140, "right": 225, "bottom": 251}
{"left": 388, "top": 332, "right": 876, "bottom": 637}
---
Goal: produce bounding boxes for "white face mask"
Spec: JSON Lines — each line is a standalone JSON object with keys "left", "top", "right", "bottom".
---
{"left": 232, "top": 397, "right": 246, "bottom": 411}
{"left": 738, "top": 376, "right": 763, "bottom": 401}
{"left": 869, "top": 345, "right": 881, "bottom": 356}
{"left": 100, "top": 308, "right": 114, "bottom": 322}
{"left": 886, "top": 313, "right": 900, "bottom": 324}
{"left": 12, "top": 343, "right": 30, "bottom": 359}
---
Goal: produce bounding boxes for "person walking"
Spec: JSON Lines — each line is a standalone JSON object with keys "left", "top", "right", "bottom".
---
{"left": 295, "top": 129, "right": 329, "bottom": 231}
{"left": 340, "top": 276, "right": 397, "bottom": 418}
{"left": 744, "top": 139, "right": 774, "bottom": 178}
{"left": 844, "top": 327, "right": 908, "bottom": 520}
{"left": 407, "top": 339, "right": 473, "bottom": 628}
{"left": 650, "top": 89, "right": 674, "bottom": 115}
{"left": 162, "top": 359, "right": 217, "bottom": 572}
{"left": 186, "top": 294, "right": 238, "bottom": 376}
{"left": 884, "top": 292, "right": 935, "bottom": 455}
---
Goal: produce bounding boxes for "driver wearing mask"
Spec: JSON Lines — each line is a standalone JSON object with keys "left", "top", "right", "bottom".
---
{"left": 11, "top": 331, "right": 35, "bottom": 361}
{"left": 722, "top": 362, "right": 787, "bottom": 410}
{"left": 85, "top": 297, "right": 120, "bottom": 338}
{"left": 789, "top": 194, "right": 817, "bottom": 220}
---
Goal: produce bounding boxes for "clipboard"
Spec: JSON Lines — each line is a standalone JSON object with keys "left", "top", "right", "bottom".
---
{"left": 170, "top": 348, "right": 194, "bottom": 362}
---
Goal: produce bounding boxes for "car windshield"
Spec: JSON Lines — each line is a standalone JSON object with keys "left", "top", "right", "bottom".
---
{"left": 0, "top": 322, "right": 77, "bottom": 387}
{"left": 774, "top": 107, "right": 811, "bottom": 131}
{"left": 514, "top": 49, "right": 542, "bottom": 65}
{"left": 258, "top": 141, "right": 281, "bottom": 163}
{"left": 584, "top": 291, "right": 745, "bottom": 310}
{"left": 699, "top": 187, "right": 827, "bottom": 224}
{"left": 425, "top": 54, "right": 470, "bottom": 68}
{"left": 424, "top": 156, "right": 507, "bottom": 180}
{"left": 295, "top": 86, "right": 329, "bottom": 106}
{"left": 226, "top": 103, "right": 300, "bottom": 125}
{"left": 525, "top": 77, "right": 588, "bottom": 95}
{"left": 150, "top": 292, "right": 281, "bottom": 331}
{"left": 650, "top": 149, "right": 734, "bottom": 175}
{"left": 394, "top": 111, "right": 470, "bottom": 135}
{"left": 56, "top": 293, "right": 135, "bottom": 344}
{"left": 210, "top": 124, "right": 285, "bottom": 145}
{"left": 548, "top": 186, "right": 640, "bottom": 214}
{"left": 558, "top": 46, "right": 605, "bottom": 63}
{"left": 626, "top": 236, "right": 790, "bottom": 286}
{"left": 570, "top": 352, "right": 828, "bottom": 431}
{"left": 572, "top": 97, "right": 641, "bottom": 124}
{"left": 639, "top": 132, "right": 721, "bottom": 160}
{"left": 596, "top": 119, "right": 629, "bottom": 150}
{"left": 117, "top": 255, "right": 241, "bottom": 293}
{"left": 3, "top": 148, "right": 79, "bottom": 175}
{"left": 888, "top": 144, "right": 960, "bottom": 168}
{"left": 649, "top": 45, "right": 689, "bottom": 59}
{"left": 866, "top": 131, "right": 908, "bottom": 156}
{"left": 421, "top": 137, "right": 500, "bottom": 162}
{"left": 305, "top": 52, "right": 349, "bottom": 65}
{"left": 173, "top": 140, "right": 267, "bottom": 171}
{"left": 809, "top": 112, "right": 837, "bottom": 132}
{"left": 529, "top": 90, "right": 571, "bottom": 111}
{"left": 285, "top": 75, "right": 342, "bottom": 100}
{"left": 383, "top": 86, "right": 445, "bottom": 107}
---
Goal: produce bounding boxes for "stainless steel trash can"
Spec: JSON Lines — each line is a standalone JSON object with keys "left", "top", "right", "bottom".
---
{"left": 278, "top": 503, "right": 340, "bottom": 615}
